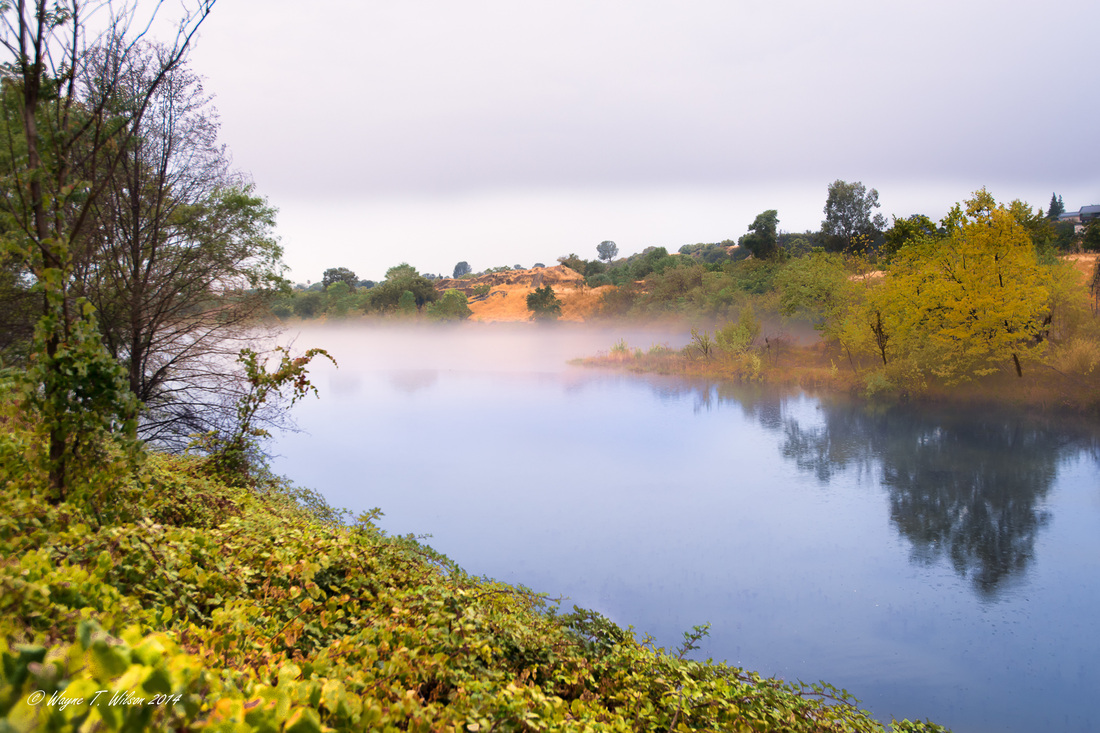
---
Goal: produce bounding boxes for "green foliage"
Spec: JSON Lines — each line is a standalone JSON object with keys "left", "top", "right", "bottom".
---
{"left": 366, "top": 264, "right": 440, "bottom": 313}
{"left": 739, "top": 210, "right": 780, "bottom": 260}
{"left": 526, "top": 285, "right": 562, "bottom": 321}
{"left": 776, "top": 251, "right": 852, "bottom": 339}
{"left": 453, "top": 261, "right": 471, "bottom": 278}
{"left": 324, "top": 280, "right": 354, "bottom": 318}
{"left": 426, "top": 289, "right": 472, "bottom": 321}
{"left": 556, "top": 253, "right": 586, "bottom": 275}
{"left": 596, "top": 240, "right": 618, "bottom": 263}
{"left": 197, "top": 347, "right": 336, "bottom": 486}
{"left": 1047, "top": 192, "right": 1065, "bottom": 220}
{"left": 469, "top": 283, "right": 492, "bottom": 299}
{"left": 293, "top": 291, "right": 324, "bottom": 319}
{"left": 322, "top": 267, "right": 358, "bottom": 290}
{"left": 1084, "top": 220, "right": 1100, "bottom": 253}
{"left": 822, "top": 180, "right": 886, "bottom": 252}
{"left": 882, "top": 214, "right": 940, "bottom": 259}
{"left": 21, "top": 291, "right": 140, "bottom": 509}
{"left": 716, "top": 307, "right": 761, "bottom": 354}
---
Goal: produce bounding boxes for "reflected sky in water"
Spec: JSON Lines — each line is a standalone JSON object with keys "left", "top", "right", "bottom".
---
{"left": 271, "top": 324, "right": 1100, "bottom": 733}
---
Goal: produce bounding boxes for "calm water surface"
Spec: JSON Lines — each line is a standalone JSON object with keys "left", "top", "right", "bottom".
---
{"left": 271, "top": 323, "right": 1100, "bottom": 733}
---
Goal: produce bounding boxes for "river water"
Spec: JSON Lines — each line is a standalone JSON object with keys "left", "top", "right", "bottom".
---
{"left": 270, "top": 323, "right": 1100, "bottom": 733}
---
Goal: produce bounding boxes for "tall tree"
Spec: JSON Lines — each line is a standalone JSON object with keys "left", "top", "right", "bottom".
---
{"left": 70, "top": 47, "right": 284, "bottom": 447}
{"left": 1047, "top": 193, "right": 1065, "bottom": 220}
{"left": 452, "top": 260, "right": 471, "bottom": 278}
{"left": 821, "top": 180, "right": 886, "bottom": 252}
{"left": 0, "top": 0, "right": 215, "bottom": 498}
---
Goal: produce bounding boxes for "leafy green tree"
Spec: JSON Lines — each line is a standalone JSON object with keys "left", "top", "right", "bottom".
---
{"left": 1084, "top": 219, "right": 1100, "bottom": 253}
{"left": 1006, "top": 199, "right": 1056, "bottom": 259}
{"left": 323, "top": 267, "right": 358, "bottom": 290}
{"left": 716, "top": 307, "right": 760, "bottom": 354}
{"left": 453, "top": 261, "right": 471, "bottom": 278}
{"left": 325, "top": 280, "right": 354, "bottom": 318}
{"left": 739, "top": 210, "right": 779, "bottom": 259}
{"left": 526, "top": 285, "right": 562, "bottom": 321}
{"left": 397, "top": 290, "right": 417, "bottom": 315}
{"left": 386, "top": 263, "right": 418, "bottom": 280}
{"left": 293, "top": 291, "right": 323, "bottom": 319}
{"left": 557, "top": 253, "right": 586, "bottom": 274}
{"left": 776, "top": 251, "right": 853, "bottom": 342}
{"left": 597, "top": 240, "right": 618, "bottom": 264}
{"left": 821, "top": 180, "right": 886, "bottom": 252}
{"left": 366, "top": 263, "right": 440, "bottom": 312}
{"left": 882, "top": 214, "right": 939, "bottom": 258}
{"left": 782, "top": 237, "right": 813, "bottom": 258}
{"left": 427, "top": 289, "right": 472, "bottom": 321}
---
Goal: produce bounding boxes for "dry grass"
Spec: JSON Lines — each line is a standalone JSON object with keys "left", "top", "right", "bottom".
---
{"left": 447, "top": 266, "right": 611, "bottom": 323}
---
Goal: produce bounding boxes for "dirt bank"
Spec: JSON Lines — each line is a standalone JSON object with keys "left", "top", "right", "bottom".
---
{"left": 435, "top": 265, "right": 609, "bottom": 322}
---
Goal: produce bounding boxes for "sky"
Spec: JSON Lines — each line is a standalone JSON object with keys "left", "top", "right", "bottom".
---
{"left": 178, "top": 0, "right": 1100, "bottom": 282}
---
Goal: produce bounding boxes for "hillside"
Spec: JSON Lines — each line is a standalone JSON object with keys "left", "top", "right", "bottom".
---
{"left": 435, "top": 265, "right": 609, "bottom": 322}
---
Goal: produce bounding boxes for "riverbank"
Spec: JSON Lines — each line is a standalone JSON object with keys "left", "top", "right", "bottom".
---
{"left": 577, "top": 338, "right": 1100, "bottom": 415}
{"left": 0, "top": 391, "right": 950, "bottom": 732}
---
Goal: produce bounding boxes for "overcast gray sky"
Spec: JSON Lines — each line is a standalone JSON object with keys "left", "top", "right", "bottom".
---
{"left": 185, "top": 0, "right": 1099, "bottom": 281}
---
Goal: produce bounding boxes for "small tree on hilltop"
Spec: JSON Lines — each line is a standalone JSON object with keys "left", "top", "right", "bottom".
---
{"left": 527, "top": 285, "right": 562, "bottom": 321}
{"left": 597, "top": 240, "right": 619, "bottom": 264}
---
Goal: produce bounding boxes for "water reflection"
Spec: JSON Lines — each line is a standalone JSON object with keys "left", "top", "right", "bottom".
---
{"left": 637, "top": 377, "right": 1098, "bottom": 599}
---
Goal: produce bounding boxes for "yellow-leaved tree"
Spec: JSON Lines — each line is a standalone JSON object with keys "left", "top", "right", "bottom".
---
{"left": 871, "top": 189, "right": 1052, "bottom": 384}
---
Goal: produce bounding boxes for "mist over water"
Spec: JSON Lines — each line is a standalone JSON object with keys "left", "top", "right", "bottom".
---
{"left": 270, "top": 323, "right": 1100, "bottom": 733}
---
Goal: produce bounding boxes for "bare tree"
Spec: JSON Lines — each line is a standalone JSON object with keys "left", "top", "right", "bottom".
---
{"left": 72, "top": 44, "right": 286, "bottom": 448}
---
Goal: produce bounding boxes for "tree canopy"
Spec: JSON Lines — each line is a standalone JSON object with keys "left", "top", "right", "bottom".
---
{"left": 739, "top": 210, "right": 779, "bottom": 260}
{"left": 526, "top": 284, "right": 562, "bottom": 321}
{"left": 597, "top": 240, "right": 619, "bottom": 264}
{"left": 871, "top": 190, "right": 1052, "bottom": 382}
{"left": 821, "top": 180, "right": 886, "bottom": 252}
{"left": 323, "top": 267, "right": 359, "bottom": 290}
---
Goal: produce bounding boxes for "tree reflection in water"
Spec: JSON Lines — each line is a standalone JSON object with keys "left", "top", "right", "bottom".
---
{"left": 641, "top": 375, "right": 1098, "bottom": 599}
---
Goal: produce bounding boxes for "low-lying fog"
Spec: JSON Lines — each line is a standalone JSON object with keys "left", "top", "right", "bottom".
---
{"left": 278, "top": 320, "right": 690, "bottom": 376}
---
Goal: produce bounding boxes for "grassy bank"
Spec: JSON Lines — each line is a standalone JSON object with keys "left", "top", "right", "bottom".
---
{"left": 578, "top": 336, "right": 1100, "bottom": 415}
{"left": 0, "top": 398, "right": 954, "bottom": 732}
